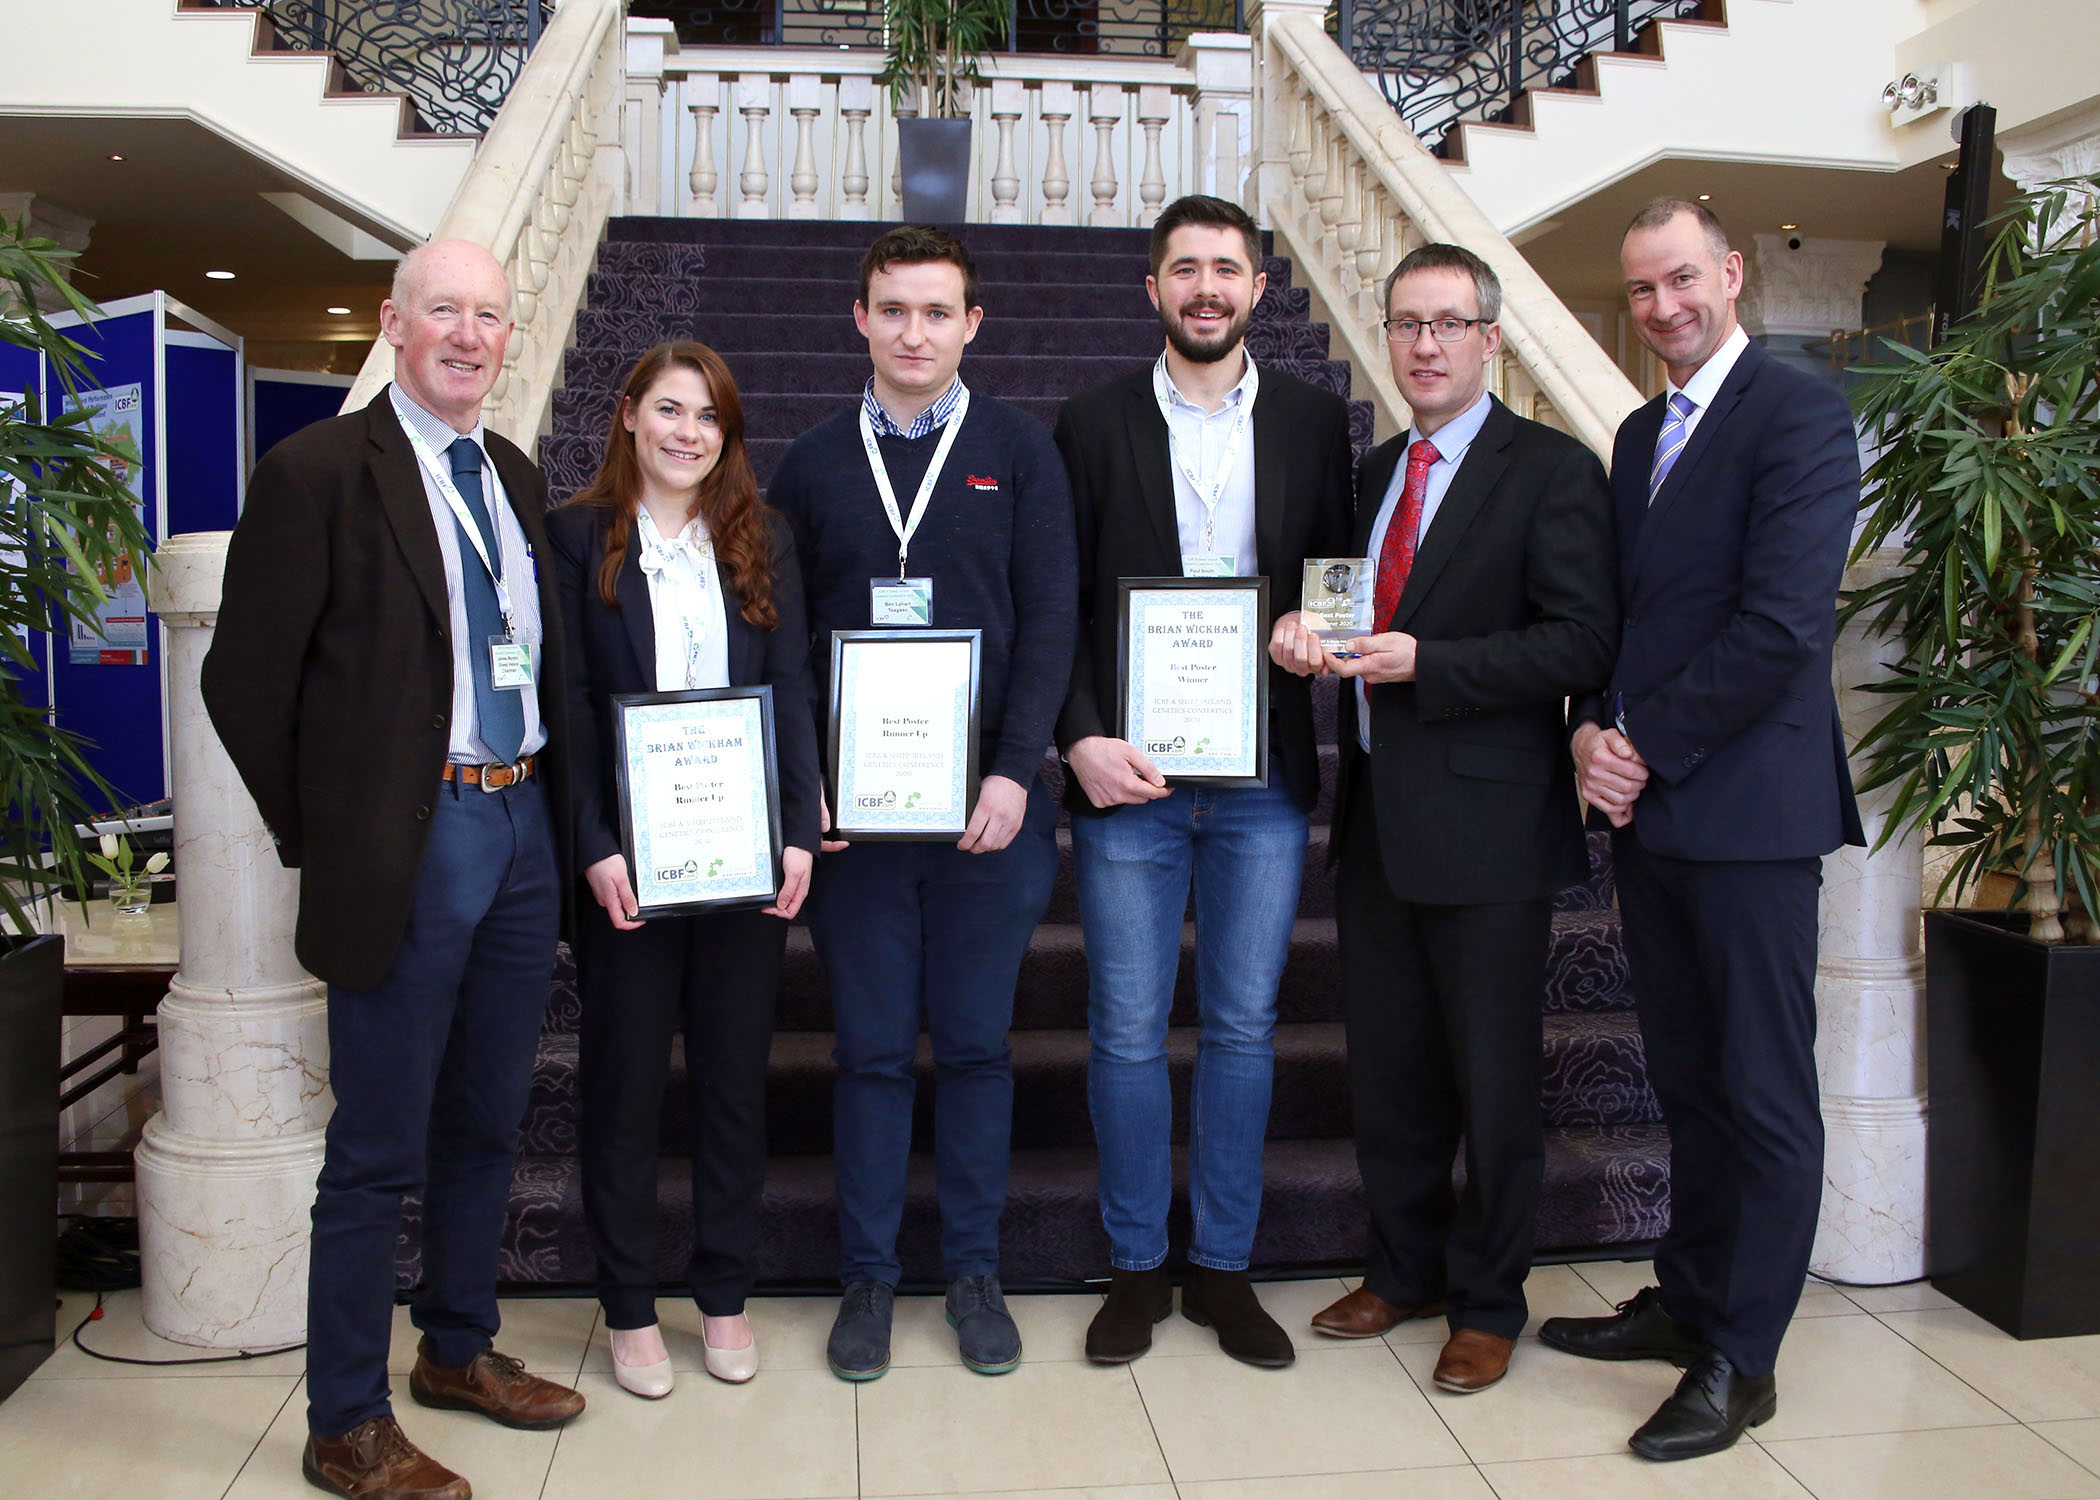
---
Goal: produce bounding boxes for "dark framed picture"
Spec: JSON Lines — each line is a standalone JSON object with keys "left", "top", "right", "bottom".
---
{"left": 611, "top": 685, "right": 783, "bottom": 915}
{"left": 828, "top": 628, "right": 983, "bottom": 841}
{"left": 1116, "top": 575, "right": 1269, "bottom": 788}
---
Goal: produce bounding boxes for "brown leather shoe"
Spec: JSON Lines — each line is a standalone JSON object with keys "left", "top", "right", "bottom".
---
{"left": 301, "top": 1415, "right": 469, "bottom": 1500}
{"left": 1434, "top": 1328, "right": 1515, "bottom": 1393}
{"left": 1310, "top": 1286, "right": 1448, "bottom": 1339}
{"left": 407, "top": 1337, "right": 585, "bottom": 1431}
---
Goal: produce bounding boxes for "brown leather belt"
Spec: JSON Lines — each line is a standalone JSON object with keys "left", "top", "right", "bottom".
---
{"left": 442, "top": 755, "right": 538, "bottom": 792}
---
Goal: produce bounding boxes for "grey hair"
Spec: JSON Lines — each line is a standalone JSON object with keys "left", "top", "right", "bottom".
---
{"left": 1381, "top": 243, "right": 1502, "bottom": 323}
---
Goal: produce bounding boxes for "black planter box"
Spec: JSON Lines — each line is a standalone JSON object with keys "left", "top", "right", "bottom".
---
{"left": 0, "top": 932, "right": 60, "bottom": 1400}
{"left": 1927, "top": 908, "right": 2100, "bottom": 1339}
{"left": 898, "top": 117, "right": 972, "bottom": 224}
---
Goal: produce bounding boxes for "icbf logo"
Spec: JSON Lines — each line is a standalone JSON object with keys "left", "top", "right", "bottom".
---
{"left": 854, "top": 790, "right": 898, "bottom": 809}
{"left": 1144, "top": 735, "right": 1188, "bottom": 755}
{"left": 655, "top": 858, "right": 699, "bottom": 882}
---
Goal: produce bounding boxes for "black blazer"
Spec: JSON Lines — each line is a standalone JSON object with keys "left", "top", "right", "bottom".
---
{"left": 542, "top": 503, "right": 823, "bottom": 875}
{"left": 1336, "top": 397, "right": 1618, "bottom": 904}
{"left": 1579, "top": 339, "right": 1864, "bottom": 861}
{"left": 1051, "top": 364, "right": 1353, "bottom": 815}
{"left": 201, "top": 389, "right": 573, "bottom": 991}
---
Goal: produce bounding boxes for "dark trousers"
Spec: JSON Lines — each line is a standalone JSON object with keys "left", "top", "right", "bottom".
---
{"left": 804, "top": 776, "right": 1058, "bottom": 1286}
{"left": 1335, "top": 779, "right": 1548, "bottom": 1341}
{"left": 574, "top": 903, "right": 784, "bottom": 1326}
{"left": 1613, "top": 831, "right": 1824, "bottom": 1378}
{"left": 306, "top": 776, "right": 558, "bottom": 1438}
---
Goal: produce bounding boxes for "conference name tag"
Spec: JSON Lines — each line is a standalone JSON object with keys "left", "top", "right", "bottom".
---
{"left": 488, "top": 637, "right": 534, "bottom": 690}
{"left": 1182, "top": 554, "right": 1235, "bottom": 578}
{"left": 870, "top": 577, "right": 933, "bottom": 627}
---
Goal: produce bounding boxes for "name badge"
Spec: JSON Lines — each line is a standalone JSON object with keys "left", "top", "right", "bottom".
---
{"left": 1182, "top": 554, "right": 1235, "bottom": 578}
{"left": 870, "top": 577, "right": 933, "bottom": 627}
{"left": 488, "top": 637, "right": 534, "bottom": 690}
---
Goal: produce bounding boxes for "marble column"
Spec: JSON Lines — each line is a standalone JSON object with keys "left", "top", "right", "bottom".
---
{"left": 1811, "top": 552, "right": 1927, "bottom": 1285}
{"left": 1738, "top": 234, "right": 1884, "bottom": 387}
{"left": 136, "top": 531, "right": 330, "bottom": 1348}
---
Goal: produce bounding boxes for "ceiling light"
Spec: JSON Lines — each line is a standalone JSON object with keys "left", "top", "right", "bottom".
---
{"left": 204, "top": 270, "right": 235, "bottom": 280}
{"left": 326, "top": 306, "right": 352, "bottom": 316}
{"left": 109, "top": 154, "right": 125, "bottom": 162}
{"left": 1779, "top": 223, "right": 1799, "bottom": 231}
{"left": 1697, "top": 194, "right": 1711, "bottom": 201}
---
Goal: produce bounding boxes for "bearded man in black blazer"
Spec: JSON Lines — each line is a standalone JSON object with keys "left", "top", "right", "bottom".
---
{"left": 1275, "top": 244, "right": 1617, "bottom": 1395}
{"left": 203, "top": 240, "right": 583, "bottom": 1500}
{"left": 1542, "top": 198, "right": 1863, "bottom": 1463}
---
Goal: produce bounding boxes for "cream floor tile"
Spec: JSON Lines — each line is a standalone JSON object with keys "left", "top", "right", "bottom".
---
{"left": 856, "top": 1359, "right": 1169, "bottom": 1496}
{"left": 1180, "top": 1465, "right": 1498, "bottom": 1498}
{"left": 542, "top": 1370, "right": 856, "bottom": 1500}
{"left": 887, "top": 1290, "right": 1104, "bottom": 1367}
{"left": 1878, "top": 1308, "right": 2100, "bottom": 1423}
{"left": 579, "top": 1293, "right": 839, "bottom": 1375}
{"left": 0, "top": 1373, "right": 296, "bottom": 1499}
{"left": 1761, "top": 1424, "right": 2100, "bottom": 1500}
{"left": 224, "top": 1376, "right": 562, "bottom": 1499}
{"left": 1760, "top": 1312, "right": 2010, "bottom": 1440}
{"left": 36, "top": 1288, "right": 307, "bottom": 1380}
{"left": 881, "top": 1488, "right": 1179, "bottom": 1500}
{"left": 387, "top": 1295, "right": 600, "bottom": 1378}
{"left": 2034, "top": 1419, "right": 2100, "bottom": 1477}
{"left": 1376, "top": 1265, "right": 1616, "bottom": 1350}
{"left": 1827, "top": 1278, "right": 1957, "bottom": 1315}
{"left": 1391, "top": 1334, "right": 1683, "bottom": 1464}
{"left": 1147, "top": 1276, "right": 1352, "bottom": 1358}
{"left": 1135, "top": 1343, "right": 1466, "bottom": 1482}
{"left": 1478, "top": 1443, "right": 1813, "bottom": 1499}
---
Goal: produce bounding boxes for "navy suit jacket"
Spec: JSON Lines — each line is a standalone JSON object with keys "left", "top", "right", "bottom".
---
{"left": 1581, "top": 339, "right": 1864, "bottom": 861}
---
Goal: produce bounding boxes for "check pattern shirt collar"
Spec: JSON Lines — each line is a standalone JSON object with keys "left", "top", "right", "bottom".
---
{"left": 861, "top": 376, "right": 968, "bottom": 440}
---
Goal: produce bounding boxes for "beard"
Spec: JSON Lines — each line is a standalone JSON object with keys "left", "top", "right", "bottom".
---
{"left": 1160, "top": 298, "right": 1253, "bottom": 365}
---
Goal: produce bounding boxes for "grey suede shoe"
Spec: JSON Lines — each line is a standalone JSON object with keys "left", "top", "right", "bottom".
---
{"left": 946, "top": 1274, "right": 1023, "bottom": 1375}
{"left": 827, "top": 1281, "right": 895, "bottom": 1381}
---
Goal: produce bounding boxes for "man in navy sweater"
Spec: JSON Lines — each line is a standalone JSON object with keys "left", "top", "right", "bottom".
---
{"left": 767, "top": 225, "right": 1078, "bottom": 1382}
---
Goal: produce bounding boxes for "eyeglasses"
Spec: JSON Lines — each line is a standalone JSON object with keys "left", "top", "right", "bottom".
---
{"left": 1382, "top": 316, "right": 1490, "bottom": 343}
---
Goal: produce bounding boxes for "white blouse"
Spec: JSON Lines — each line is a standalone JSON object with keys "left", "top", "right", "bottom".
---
{"left": 634, "top": 506, "right": 730, "bottom": 692}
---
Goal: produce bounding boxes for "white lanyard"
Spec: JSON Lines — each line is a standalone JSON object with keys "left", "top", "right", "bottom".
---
{"left": 400, "top": 420, "right": 517, "bottom": 630}
{"left": 860, "top": 385, "right": 971, "bottom": 579}
{"left": 1154, "top": 355, "right": 1255, "bottom": 553}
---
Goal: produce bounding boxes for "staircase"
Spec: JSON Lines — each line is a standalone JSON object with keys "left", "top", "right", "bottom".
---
{"left": 387, "top": 217, "right": 1672, "bottom": 1292}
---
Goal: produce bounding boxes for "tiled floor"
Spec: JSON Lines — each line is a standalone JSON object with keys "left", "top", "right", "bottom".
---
{"left": 10, "top": 1262, "right": 2099, "bottom": 1499}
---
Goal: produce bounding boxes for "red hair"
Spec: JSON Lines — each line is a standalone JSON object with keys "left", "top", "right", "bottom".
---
{"left": 561, "top": 340, "right": 776, "bottom": 629}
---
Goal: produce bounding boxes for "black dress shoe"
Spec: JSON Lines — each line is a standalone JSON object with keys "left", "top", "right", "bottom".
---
{"left": 1538, "top": 1285, "right": 1704, "bottom": 1365}
{"left": 1086, "top": 1267, "right": 1174, "bottom": 1363}
{"left": 1180, "top": 1267, "right": 1294, "bottom": 1368}
{"left": 1629, "top": 1351, "right": 1777, "bottom": 1461}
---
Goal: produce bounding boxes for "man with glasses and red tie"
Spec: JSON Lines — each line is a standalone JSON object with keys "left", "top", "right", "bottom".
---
{"left": 1271, "top": 243, "right": 1616, "bottom": 1396}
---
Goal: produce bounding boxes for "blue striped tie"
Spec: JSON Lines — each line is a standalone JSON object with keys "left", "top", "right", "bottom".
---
{"left": 1648, "top": 392, "right": 1697, "bottom": 503}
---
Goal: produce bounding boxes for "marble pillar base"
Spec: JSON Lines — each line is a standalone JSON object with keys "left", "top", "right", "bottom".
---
{"left": 1814, "top": 1093, "right": 1929, "bottom": 1284}
{"left": 155, "top": 982, "right": 331, "bottom": 1140}
{"left": 135, "top": 1120, "right": 324, "bottom": 1349}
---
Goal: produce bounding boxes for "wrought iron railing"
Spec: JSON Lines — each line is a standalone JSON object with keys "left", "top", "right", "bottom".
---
{"left": 1335, "top": 0, "right": 1706, "bottom": 151}
{"left": 193, "top": 0, "right": 554, "bottom": 134}
{"left": 631, "top": 0, "right": 1243, "bottom": 56}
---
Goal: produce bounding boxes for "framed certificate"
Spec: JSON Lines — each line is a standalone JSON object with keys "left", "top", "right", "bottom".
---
{"left": 1116, "top": 577, "right": 1269, "bottom": 787}
{"left": 611, "top": 686, "right": 784, "bottom": 915}
{"left": 829, "top": 629, "right": 982, "bottom": 840}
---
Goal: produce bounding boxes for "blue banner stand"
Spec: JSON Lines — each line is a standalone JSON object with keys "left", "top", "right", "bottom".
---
{"left": 248, "top": 367, "right": 354, "bottom": 468}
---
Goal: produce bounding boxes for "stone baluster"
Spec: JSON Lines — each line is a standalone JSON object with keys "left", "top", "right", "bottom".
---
{"left": 687, "top": 74, "right": 721, "bottom": 217}
{"left": 1332, "top": 158, "right": 1362, "bottom": 299}
{"left": 1039, "top": 81, "right": 1075, "bottom": 225}
{"left": 890, "top": 97, "right": 915, "bottom": 216}
{"left": 838, "top": 74, "right": 873, "bottom": 220}
{"left": 1357, "top": 187, "right": 1389, "bottom": 294}
{"left": 988, "top": 79, "right": 1025, "bottom": 224}
{"left": 1296, "top": 99, "right": 1324, "bottom": 226}
{"left": 1317, "top": 128, "right": 1347, "bottom": 264}
{"left": 786, "top": 73, "right": 821, "bottom": 219}
{"left": 1135, "top": 83, "right": 1172, "bottom": 228}
{"left": 737, "top": 75, "right": 772, "bottom": 219}
{"left": 1088, "top": 84, "right": 1124, "bottom": 227}
{"left": 136, "top": 534, "right": 329, "bottom": 1349}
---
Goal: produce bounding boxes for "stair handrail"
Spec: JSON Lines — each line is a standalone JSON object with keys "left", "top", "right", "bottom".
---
{"left": 1253, "top": 0, "right": 1641, "bottom": 458}
{"left": 342, "top": 0, "right": 625, "bottom": 448}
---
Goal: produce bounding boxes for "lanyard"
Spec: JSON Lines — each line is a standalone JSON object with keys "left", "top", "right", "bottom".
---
{"left": 860, "top": 385, "right": 971, "bottom": 580}
{"left": 400, "top": 420, "right": 517, "bottom": 630}
{"left": 1153, "top": 355, "right": 1256, "bottom": 552}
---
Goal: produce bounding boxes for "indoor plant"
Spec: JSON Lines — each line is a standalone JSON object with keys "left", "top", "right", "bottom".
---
{"left": 1, "top": 215, "right": 153, "bottom": 1399}
{"left": 1844, "top": 175, "right": 2100, "bottom": 1338}
{"left": 882, "top": 0, "right": 1010, "bottom": 221}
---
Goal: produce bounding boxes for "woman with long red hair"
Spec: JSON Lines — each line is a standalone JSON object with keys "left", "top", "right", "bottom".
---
{"left": 546, "top": 341, "right": 820, "bottom": 1399}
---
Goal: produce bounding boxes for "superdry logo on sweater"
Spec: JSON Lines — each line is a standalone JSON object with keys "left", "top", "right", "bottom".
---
{"left": 966, "top": 475, "right": 1001, "bottom": 492}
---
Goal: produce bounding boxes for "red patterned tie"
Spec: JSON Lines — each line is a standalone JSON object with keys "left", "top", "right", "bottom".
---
{"left": 1373, "top": 439, "right": 1440, "bottom": 630}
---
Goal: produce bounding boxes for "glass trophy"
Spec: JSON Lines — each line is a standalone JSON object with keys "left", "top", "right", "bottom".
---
{"left": 1301, "top": 557, "right": 1376, "bottom": 653}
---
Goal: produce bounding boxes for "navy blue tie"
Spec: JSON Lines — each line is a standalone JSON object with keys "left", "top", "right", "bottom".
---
{"left": 447, "top": 436, "right": 525, "bottom": 762}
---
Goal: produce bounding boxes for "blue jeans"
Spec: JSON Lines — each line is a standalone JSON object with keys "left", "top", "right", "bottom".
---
{"left": 1072, "top": 783, "right": 1307, "bottom": 1272}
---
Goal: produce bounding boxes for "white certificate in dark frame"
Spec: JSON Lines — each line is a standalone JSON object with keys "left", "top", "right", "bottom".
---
{"left": 1116, "top": 576, "right": 1269, "bottom": 788}
{"left": 828, "top": 628, "right": 982, "bottom": 841}
{"left": 612, "top": 686, "right": 784, "bottom": 915}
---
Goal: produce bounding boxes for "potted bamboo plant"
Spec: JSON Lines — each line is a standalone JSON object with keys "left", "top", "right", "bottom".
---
{"left": 0, "top": 217, "right": 153, "bottom": 1398}
{"left": 1844, "top": 176, "right": 2100, "bottom": 1339}
{"left": 883, "top": 0, "right": 1010, "bottom": 222}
